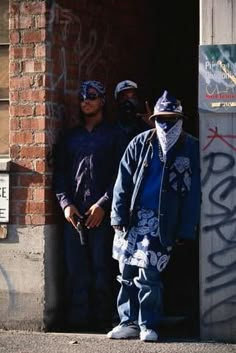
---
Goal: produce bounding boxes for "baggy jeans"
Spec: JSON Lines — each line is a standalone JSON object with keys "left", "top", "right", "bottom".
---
{"left": 117, "top": 262, "right": 166, "bottom": 331}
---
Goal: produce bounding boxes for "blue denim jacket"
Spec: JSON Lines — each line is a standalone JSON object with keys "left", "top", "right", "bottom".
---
{"left": 111, "top": 129, "right": 201, "bottom": 246}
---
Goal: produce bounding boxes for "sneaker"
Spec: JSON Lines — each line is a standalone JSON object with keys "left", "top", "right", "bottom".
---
{"left": 140, "top": 328, "right": 158, "bottom": 342}
{"left": 107, "top": 323, "right": 140, "bottom": 339}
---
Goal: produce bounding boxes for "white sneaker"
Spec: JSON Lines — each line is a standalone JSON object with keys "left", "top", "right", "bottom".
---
{"left": 107, "top": 323, "right": 140, "bottom": 339}
{"left": 140, "top": 329, "right": 158, "bottom": 342}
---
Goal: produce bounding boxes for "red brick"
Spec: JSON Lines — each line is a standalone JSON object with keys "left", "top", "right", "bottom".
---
{"left": 33, "top": 74, "right": 45, "bottom": 88}
{"left": 34, "top": 159, "right": 48, "bottom": 172}
{"left": 11, "top": 187, "right": 34, "bottom": 201}
{"left": 23, "top": 60, "right": 46, "bottom": 73}
{"left": 21, "top": 117, "right": 46, "bottom": 130}
{"left": 20, "top": 2, "right": 46, "bottom": 15}
{"left": 9, "top": 90, "right": 19, "bottom": 102}
{"left": 29, "top": 214, "right": 46, "bottom": 225}
{"left": 19, "top": 173, "right": 44, "bottom": 187}
{"left": 10, "top": 16, "right": 33, "bottom": 30}
{"left": 22, "top": 29, "right": 46, "bottom": 44}
{"left": 25, "top": 201, "right": 45, "bottom": 214}
{"left": 35, "top": 103, "right": 46, "bottom": 115}
{"left": 35, "top": 44, "right": 46, "bottom": 58}
{"left": 20, "top": 146, "right": 45, "bottom": 158}
{"left": 35, "top": 15, "right": 46, "bottom": 28}
{"left": 10, "top": 46, "right": 34, "bottom": 59}
{"left": 34, "top": 132, "right": 47, "bottom": 144}
{"left": 10, "top": 131, "right": 33, "bottom": 144}
{"left": 10, "top": 31, "right": 20, "bottom": 44}
{"left": 20, "top": 89, "right": 46, "bottom": 102}
{"left": 10, "top": 104, "right": 34, "bottom": 117}
{"left": 9, "top": 3, "right": 20, "bottom": 15}
{"left": 10, "top": 145, "right": 20, "bottom": 159}
{"left": 10, "top": 117, "right": 20, "bottom": 130}
{"left": 34, "top": 187, "right": 53, "bottom": 201}
{"left": 10, "top": 76, "right": 33, "bottom": 90}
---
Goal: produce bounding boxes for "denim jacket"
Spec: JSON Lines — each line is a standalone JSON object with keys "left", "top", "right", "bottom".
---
{"left": 111, "top": 129, "right": 201, "bottom": 247}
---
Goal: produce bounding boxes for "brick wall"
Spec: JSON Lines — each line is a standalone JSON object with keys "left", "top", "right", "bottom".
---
{"left": 9, "top": 0, "right": 153, "bottom": 227}
{"left": 9, "top": 0, "right": 54, "bottom": 226}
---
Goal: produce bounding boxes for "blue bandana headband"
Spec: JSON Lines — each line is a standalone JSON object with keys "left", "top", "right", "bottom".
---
{"left": 79, "top": 80, "right": 106, "bottom": 103}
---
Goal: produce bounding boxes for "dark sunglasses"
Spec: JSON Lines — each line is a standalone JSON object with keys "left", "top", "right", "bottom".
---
{"left": 79, "top": 93, "right": 100, "bottom": 102}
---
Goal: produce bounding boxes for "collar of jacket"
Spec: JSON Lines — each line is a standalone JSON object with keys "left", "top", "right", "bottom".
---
{"left": 145, "top": 128, "right": 185, "bottom": 144}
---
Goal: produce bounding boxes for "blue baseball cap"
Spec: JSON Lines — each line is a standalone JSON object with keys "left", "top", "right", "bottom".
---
{"left": 149, "top": 90, "right": 186, "bottom": 120}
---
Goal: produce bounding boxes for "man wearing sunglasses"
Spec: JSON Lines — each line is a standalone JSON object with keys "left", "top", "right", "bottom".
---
{"left": 107, "top": 90, "right": 201, "bottom": 341}
{"left": 53, "top": 80, "right": 126, "bottom": 332}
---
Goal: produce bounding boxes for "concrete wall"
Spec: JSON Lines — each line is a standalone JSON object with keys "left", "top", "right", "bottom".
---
{"left": 199, "top": 0, "right": 236, "bottom": 343}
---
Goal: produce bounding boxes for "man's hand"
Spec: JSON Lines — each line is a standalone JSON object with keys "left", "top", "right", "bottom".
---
{"left": 85, "top": 204, "right": 105, "bottom": 228}
{"left": 136, "top": 101, "right": 155, "bottom": 128}
{"left": 64, "top": 204, "right": 82, "bottom": 229}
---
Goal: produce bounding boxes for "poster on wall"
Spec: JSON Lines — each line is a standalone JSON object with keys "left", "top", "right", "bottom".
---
{"left": 199, "top": 44, "right": 236, "bottom": 113}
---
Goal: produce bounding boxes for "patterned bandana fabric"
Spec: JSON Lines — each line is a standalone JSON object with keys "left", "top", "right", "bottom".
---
{"left": 155, "top": 119, "right": 183, "bottom": 162}
{"left": 113, "top": 208, "right": 172, "bottom": 271}
{"left": 79, "top": 80, "right": 106, "bottom": 102}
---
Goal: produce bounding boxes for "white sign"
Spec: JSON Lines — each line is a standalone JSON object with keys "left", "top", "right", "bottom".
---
{"left": 0, "top": 173, "right": 9, "bottom": 223}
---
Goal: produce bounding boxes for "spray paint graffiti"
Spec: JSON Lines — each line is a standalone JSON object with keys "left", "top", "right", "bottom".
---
{"left": 201, "top": 131, "right": 236, "bottom": 326}
{"left": 203, "top": 127, "right": 236, "bottom": 152}
{"left": 45, "top": 2, "right": 119, "bottom": 163}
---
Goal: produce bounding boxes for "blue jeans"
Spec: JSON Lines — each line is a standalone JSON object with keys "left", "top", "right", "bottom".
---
{"left": 64, "top": 218, "right": 114, "bottom": 327}
{"left": 117, "top": 263, "right": 165, "bottom": 331}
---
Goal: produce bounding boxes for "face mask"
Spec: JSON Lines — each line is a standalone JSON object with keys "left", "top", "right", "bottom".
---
{"left": 156, "top": 121, "right": 178, "bottom": 132}
{"left": 118, "top": 98, "right": 139, "bottom": 127}
{"left": 155, "top": 119, "right": 183, "bottom": 162}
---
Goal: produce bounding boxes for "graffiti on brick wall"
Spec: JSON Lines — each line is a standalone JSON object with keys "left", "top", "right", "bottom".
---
{"left": 47, "top": 2, "right": 113, "bottom": 99}
{"left": 45, "top": 1, "right": 118, "bottom": 164}
{"left": 201, "top": 126, "right": 236, "bottom": 326}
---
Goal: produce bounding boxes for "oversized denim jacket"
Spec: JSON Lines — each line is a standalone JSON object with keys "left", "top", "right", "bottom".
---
{"left": 111, "top": 129, "right": 201, "bottom": 247}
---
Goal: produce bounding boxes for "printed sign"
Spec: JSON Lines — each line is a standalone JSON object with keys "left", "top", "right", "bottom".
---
{"left": 0, "top": 173, "right": 9, "bottom": 222}
{"left": 199, "top": 44, "right": 236, "bottom": 113}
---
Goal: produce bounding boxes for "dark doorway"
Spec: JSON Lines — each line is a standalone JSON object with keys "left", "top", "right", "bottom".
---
{"left": 47, "top": 0, "right": 200, "bottom": 340}
{"left": 146, "top": 0, "right": 200, "bottom": 340}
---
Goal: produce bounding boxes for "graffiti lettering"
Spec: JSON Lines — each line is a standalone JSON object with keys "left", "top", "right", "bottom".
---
{"left": 202, "top": 150, "right": 236, "bottom": 326}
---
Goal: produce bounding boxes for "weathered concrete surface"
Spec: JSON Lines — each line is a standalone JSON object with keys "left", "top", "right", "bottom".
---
{"left": 0, "top": 224, "right": 63, "bottom": 330}
{"left": 0, "top": 331, "right": 235, "bottom": 353}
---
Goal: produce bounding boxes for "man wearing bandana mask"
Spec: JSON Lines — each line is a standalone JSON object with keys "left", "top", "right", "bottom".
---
{"left": 114, "top": 80, "right": 154, "bottom": 141}
{"left": 107, "top": 91, "right": 201, "bottom": 342}
{"left": 53, "top": 80, "right": 126, "bottom": 332}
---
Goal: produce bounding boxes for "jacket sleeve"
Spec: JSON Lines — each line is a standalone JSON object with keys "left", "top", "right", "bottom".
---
{"left": 52, "top": 137, "right": 73, "bottom": 211}
{"left": 96, "top": 129, "right": 129, "bottom": 212}
{"left": 177, "top": 139, "right": 201, "bottom": 239}
{"left": 110, "top": 137, "right": 137, "bottom": 226}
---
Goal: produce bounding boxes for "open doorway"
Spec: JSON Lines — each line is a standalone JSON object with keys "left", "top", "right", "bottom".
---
{"left": 46, "top": 0, "right": 200, "bottom": 340}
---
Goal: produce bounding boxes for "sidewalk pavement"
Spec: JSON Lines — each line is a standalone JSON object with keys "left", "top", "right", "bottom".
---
{"left": 0, "top": 330, "right": 235, "bottom": 353}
